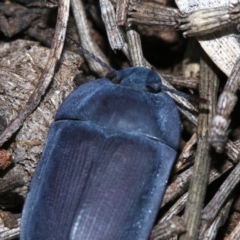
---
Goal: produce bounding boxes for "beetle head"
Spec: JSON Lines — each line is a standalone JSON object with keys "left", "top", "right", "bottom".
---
{"left": 116, "top": 67, "right": 162, "bottom": 92}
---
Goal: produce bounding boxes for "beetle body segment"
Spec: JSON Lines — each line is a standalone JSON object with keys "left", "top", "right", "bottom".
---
{"left": 21, "top": 67, "right": 181, "bottom": 240}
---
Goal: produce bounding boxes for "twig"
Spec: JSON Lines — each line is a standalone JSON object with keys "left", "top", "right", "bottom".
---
{"left": 0, "top": 0, "right": 70, "bottom": 147}
{"left": 174, "top": 133, "right": 197, "bottom": 172}
{"left": 179, "top": 49, "right": 219, "bottom": 240}
{"left": 71, "top": 0, "right": 108, "bottom": 76}
{"left": 126, "top": 27, "right": 146, "bottom": 67}
{"left": 150, "top": 216, "right": 186, "bottom": 240}
{"left": 201, "top": 197, "right": 234, "bottom": 240}
{"left": 210, "top": 57, "right": 240, "bottom": 153}
{"left": 201, "top": 161, "right": 240, "bottom": 233}
{"left": 161, "top": 74, "right": 198, "bottom": 89}
{"left": 226, "top": 140, "right": 240, "bottom": 163}
{"left": 128, "top": 1, "right": 179, "bottom": 28}
{"left": 116, "top": 0, "right": 130, "bottom": 26}
{"left": 159, "top": 75, "right": 198, "bottom": 125}
{"left": 99, "top": 0, "right": 128, "bottom": 54}
{"left": 162, "top": 166, "right": 192, "bottom": 208}
{"left": 161, "top": 193, "right": 188, "bottom": 222}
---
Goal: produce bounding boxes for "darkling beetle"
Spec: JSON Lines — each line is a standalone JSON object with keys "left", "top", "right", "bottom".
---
{"left": 20, "top": 37, "right": 183, "bottom": 240}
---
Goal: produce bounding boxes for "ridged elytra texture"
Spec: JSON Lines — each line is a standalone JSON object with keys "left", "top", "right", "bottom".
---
{"left": 21, "top": 67, "right": 181, "bottom": 240}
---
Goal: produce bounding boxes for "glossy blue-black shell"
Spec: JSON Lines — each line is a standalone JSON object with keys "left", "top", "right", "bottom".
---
{"left": 21, "top": 67, "right": 181, "bottom": 240}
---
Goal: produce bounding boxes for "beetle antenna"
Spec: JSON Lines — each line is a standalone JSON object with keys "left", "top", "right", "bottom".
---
{"left": 66, "top": 36, "right": 117, "bottom": 76}
{"left": 161, "top": 85, "right": 207, "bottom": 103}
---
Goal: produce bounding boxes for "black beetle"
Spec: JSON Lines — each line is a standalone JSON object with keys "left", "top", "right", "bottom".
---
{"left": 20, "top": 39, "right": 181, "bottom": 240}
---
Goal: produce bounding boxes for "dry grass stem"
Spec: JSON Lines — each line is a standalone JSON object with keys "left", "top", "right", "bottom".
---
{"left": 71, "top": 0, "right": 108, "bottom": 76}
{"left": 179, "top": 50, "right": 219, "bottom": 240}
